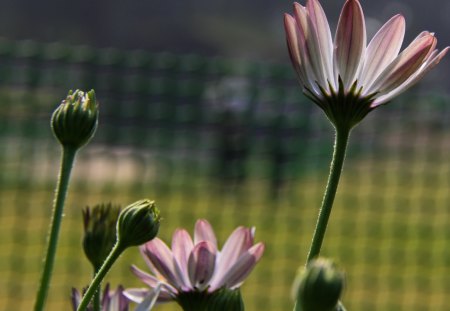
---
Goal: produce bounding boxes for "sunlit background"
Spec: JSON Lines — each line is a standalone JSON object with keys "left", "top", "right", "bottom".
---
{"left": 0, "top": 1, "right": 449, "bottom": 310}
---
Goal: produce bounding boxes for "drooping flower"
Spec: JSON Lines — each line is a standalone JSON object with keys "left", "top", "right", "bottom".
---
{"left": 126, "top": 219, "right": 264, "bottom": 309}
{"left": 71, "top": 284, "right": 130, "bottom": 311}
{"left": 284, "top": 0, "right": 449, "bottom": 129}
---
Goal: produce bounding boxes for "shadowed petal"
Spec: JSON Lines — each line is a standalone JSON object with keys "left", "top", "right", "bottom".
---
{"left": 194, "top": 219, "right": 217, "bottom": 247}
{"left": 284, "top": 13, "right": 308, "bottom": 87}
{"left": 368, "top": 34, "right": 435, "bottom": 94}
{"left": 188, "top": 241, "right": 217, "bottom": 291}
{"left": 105, "top": 285, "right": 129, "bottom": 311}
{"left": 372, "top": 46, "right": 450, "bottom": 106}
{"left": 142, "top": 239, "right": 185, "bottom": 289}
{"left": 125, "top": 286, "right": 173, "bottom": 304}
{"left": 306, "top": 0, "right": 335, "bottom": 88}
{"left": 134, "top": 283, "right": 161, "bottom": 311}
{"left": 361, "top": 14, "right": 405, "bottom": 89}
{"left": 334, "top": 0, "right": 366, "bottom": 87}
{"left": 216, "top": 227, "right": 253, "bottom": 274}
{"left": 172, "top": 229, "right": 194, "bottom": 287}
{"left": 292, "top": 3, "right": 321, "bottom": 93}
{"left": 210, "top": 243, "right": 265, "bottom": 290}
{"left": 130, "top": 265, "right": 178, "bottom": 296}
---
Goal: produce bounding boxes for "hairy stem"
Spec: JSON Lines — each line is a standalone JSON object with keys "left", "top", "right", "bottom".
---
{"left": 306, "top": 127, "right": 351, "bottom": 263}
{"left": 34, "top": 146, "right": 77, "bottom": 311}
{"left": 77, "top": 243, "right": 125, "bottom": 311}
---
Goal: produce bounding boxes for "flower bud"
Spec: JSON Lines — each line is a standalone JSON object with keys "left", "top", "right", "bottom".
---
{"left": 82, "top": 203, "right": 121, "bottom": 270}
{"left": 294, "top": 258, "right": 344, "bottom": 311}
{"left": 51, "top": 89, "right": 98, "bottom": 149}
{"left": 117, "top": 199, "right": 160, "bottom": 248}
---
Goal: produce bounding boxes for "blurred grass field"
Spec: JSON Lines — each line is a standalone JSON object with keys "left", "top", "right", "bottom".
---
{"left": 0, "top": 137, "right": 448, "bottom": 311}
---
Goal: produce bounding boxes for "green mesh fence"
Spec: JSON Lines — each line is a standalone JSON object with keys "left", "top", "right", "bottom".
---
{"left": 0, "top": 38, "right": 449, "bottom": 311}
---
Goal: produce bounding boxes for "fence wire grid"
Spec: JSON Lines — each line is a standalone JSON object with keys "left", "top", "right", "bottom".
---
{"left": 0, "top": 39, "right": 449, "bottom": 311}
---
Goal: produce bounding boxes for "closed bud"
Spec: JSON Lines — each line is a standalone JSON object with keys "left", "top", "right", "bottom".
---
{"left": 117, "top": 199, "right": 160, "bottom": 248}
{"left": 82, "top": 203, "right": 121, "bottom": 270}
{"left": 294, "top": 258, "right": 344, "bottom": 311}
{"left": 51, "top": 89, "right": 98, "bottom": 149}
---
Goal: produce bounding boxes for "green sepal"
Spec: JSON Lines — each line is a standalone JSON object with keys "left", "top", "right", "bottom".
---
{"left": 177, "top": 288, "right": 245, "bottom": 311}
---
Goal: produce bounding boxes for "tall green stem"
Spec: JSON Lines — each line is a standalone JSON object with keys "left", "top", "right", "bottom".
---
{"left": 92, "top": 268, "right": 101, "bottom": 311}
{"left": 34, "top": 146, "right": 77, "bottom": 311}
{"left": 306, "top": 126, "right": 351, "bottom": 263}
{"left": 77, "top": 243, "right": 125, "bottom": 311}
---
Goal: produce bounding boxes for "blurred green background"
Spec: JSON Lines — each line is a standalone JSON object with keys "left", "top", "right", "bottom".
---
{"left": 0, "top": 39, "right": 448, "bottom": 311}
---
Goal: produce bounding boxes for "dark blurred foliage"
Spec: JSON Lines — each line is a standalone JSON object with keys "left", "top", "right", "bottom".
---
{"left": 0, "top": 0, "right": 448, "bottom": 91}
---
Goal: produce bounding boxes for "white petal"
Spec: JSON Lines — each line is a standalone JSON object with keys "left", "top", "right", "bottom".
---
{"left": 216, "top": 227, "right": 253, "bottom": 274}
{"left": 306, "top": 0, "right": 335, "bottom": 88}
{"left": 134, "top": 283, "right": 161, "bottom": 311}
{"left": 284, "top": 13, "right": 307, "bottom": 85}
{"left": 194, "top": 219, "right": 217, "bottom": 247}
{"left": 292, "top": 3, "right": 320, "bottom": 93}
{"left": 142, "top": 239, "right": 186, "bottom": 289}
{"left": 130, "top": 265, "right": 177, "bottom": 297}
{"left": 367, "top": 34, "right": 435, "bottom": 95}
{"left": 334, "top": 0, "right": 366, "bottom": 88}
{"left": 209, "top": 243, "right": 265, "bottom": 290}
{"left": 372, "top": 47, "right": 449, "bottom": 106}
{"left": 360, "top": 14, "right": 405, "bottom": 89}
{"left": 171, "top": 229, "right": 194, "bottom": 287}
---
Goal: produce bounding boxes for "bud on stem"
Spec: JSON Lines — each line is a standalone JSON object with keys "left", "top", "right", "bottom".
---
{"left": 293, "top": 258, "right": 344, "bottom": 311}
{"left": 51, "top": 89, "right": 98, "bottom": 149}
{"left": 116, "top": 199, "right": 160, "bottom": 249}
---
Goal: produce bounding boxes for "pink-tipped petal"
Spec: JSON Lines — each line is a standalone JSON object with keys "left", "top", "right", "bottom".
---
{"left": 142, "top": 239, "right": 185, "bottom": 289}
{"left": 361, "top": 14, "right": 405, "bottom": 89}
{"left": 130, "top": 265, "right": 178, "bottom": 296}
{"left": 335, "top": 0, "right": 366, "bottom": 87}
{"left": 194, "top": 219, "right": 218, "bottom": 247}
{"left": 294, "top": 2, "right": 327, "bottom": 88}
{"left": 130, "top": 265, "right": 162, "bottom": 288}
{"left": 306, "top": 0, "right": 335, "bottom": 87}
{"left": 368, "top": 34, "right": 435, "bottom": 94}
{"left": 216, "top": 227, "right": 254, "bottom": 273}
{"left": 188, "top": 241, "right": 217, "bottom": 291}
{"left": 372, "top": 46, "right": 450, "bottom": 107}
{"left": 291, "top": 4, "right": 319, "bottom": 92}
{"left": 210, "top": 243, "right": 265, "bottom": 290}
{"left": 284, "top": 13, "right": 308, "bottom": 86}
{"left": 172, "top": 229, "right": 194, "bottom": 286}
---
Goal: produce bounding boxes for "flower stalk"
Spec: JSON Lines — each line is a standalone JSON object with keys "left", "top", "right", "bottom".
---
{"left": 82, "top": 203, "right": 122, "bottom": 311}
{"left": 307, "top": 126, "right": 350, "bottom": 263}
{"left": 34, "top": 146, "right": 78, "bottom": 311}
{"left": 76, "top": 243, "right": 125, "bottom": 311}
{"left": 34, "top": 90, "right": 98, "bottom": 311}
{"left": 77, "top": 199, "right": 160, "bottom": 311}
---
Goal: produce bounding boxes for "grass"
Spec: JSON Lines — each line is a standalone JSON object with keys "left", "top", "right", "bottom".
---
{"left": 0, "top": 151, "right": 449, "bottom": 311}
